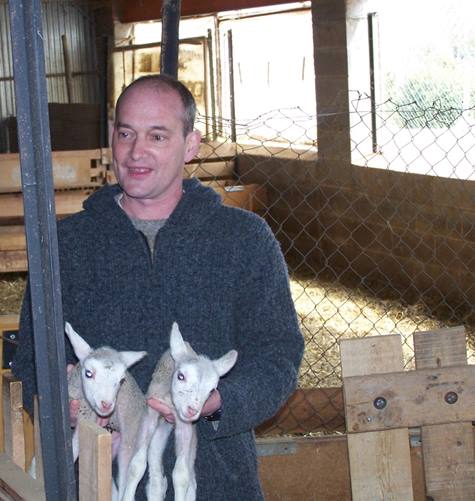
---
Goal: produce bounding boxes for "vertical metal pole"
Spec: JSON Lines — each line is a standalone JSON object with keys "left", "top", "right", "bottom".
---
{"left": 227, "top": 29, "right": 236, "bottom": 143}
{"left": 99, "top": 34, "right": 109, "bottom": 148}
{"left": 160, "top": 0, "right": 181, "bottom": 78}
{"left": 368, "top": 12, "right": 378, "bottom": 153}
{"left": 8, "top": 0, "right": 76, "bottom": 499}
{"left": 61, "top": 34, "right": 73, "bottom": 104}
{"left": 207, "top": 29, "right": 217, "bottom": 141}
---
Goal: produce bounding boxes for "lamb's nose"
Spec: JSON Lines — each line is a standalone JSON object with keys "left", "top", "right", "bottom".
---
{"left": 101, "top": 401, "right": 112, "bottom": 412}
{"left": 186, "top": 406, "right": 199, "bottom": 418}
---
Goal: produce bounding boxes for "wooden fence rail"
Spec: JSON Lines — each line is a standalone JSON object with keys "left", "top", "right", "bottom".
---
{"left": 0, "top": 146, "right": 267, "bottom": 273}
{"left": 1, "top": 325, "right": 473, "bottom": 499}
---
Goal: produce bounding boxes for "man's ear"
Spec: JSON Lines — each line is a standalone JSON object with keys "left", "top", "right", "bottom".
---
{"left": 184, "top": 130, "right": 202, "bottom": 163}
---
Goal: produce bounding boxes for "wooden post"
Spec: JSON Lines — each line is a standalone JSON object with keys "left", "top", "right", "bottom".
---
{"left": 414, "top": 326, "right": 475, "bottom": 499}
{"left": 78, "top": 421, "right": 112, "bottom": 501}
{"left": 341, "top": 335, "right": 414, "bottom": 500}
{"left": 2, "top": 373, "right": 26, "bottom": 471}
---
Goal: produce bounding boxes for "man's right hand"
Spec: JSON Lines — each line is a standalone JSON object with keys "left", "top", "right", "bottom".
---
{"left": 69, "top": 399, "right": 80, "bottom": 428}
{"left": 67, "top": 364, "right": 80, "bottom": 428}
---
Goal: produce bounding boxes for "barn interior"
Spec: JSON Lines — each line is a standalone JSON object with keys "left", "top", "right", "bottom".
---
{"left": 0, "top": 0, "right": 474, "bottom": 499}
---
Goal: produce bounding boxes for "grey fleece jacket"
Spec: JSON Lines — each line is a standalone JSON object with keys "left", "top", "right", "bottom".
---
{"left": 13, "top": 177, "right": 304, "bottom": 500}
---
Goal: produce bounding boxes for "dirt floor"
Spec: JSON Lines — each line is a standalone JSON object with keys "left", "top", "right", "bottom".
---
{"left": 1, "top": 272, "right": 473, "bottom": 389}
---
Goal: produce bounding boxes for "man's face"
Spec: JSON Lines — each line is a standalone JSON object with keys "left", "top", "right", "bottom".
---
{"left": 112, "top": 84, "right": 200, "bottom": 209}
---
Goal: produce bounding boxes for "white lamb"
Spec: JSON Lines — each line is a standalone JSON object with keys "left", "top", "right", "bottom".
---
{"left": 65, "top": 322, "right": 147, "bottom": 500}
{"left": 122, "top": 322, "right": 238, "bottom": 501}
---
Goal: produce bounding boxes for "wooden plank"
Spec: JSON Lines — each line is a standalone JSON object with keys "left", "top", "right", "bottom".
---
{"left": 258, "top": 435, "right": 351, "bottom": 501}
{"left": 414, "top": 326, "right": 475, "bottom": 500}
{"left": 0, "top": 452, "right": 45, "bottom": 500}
{"left": 343, "top": 364, "right": 475, "bottom": 432}
{"left": 184, "top": 160, "right": 235, "bottom": 179}
{"left": 78, "top": 421, "right": 112, "bottom": 501}
{"left": 0, "top": 149, "right": 103, "bottom": 193}
{"left": 0, "top": 226, "right": 25, "bottom": 251}
{"left": 2, "top": 373, "right": 25, "bottom": 471}
{"left": 341, "top": 335, "right": 414, "bottom": 500}
{"left": 256, "top": 387, "right": 345, "bottom": 435}
{"left": 0, "top": 250, "right": 27, "bottom": 273}
{"left": 0, "top": 316, "right": 19, "bottom": 333}
{"left": 0, "top": 317, "right": 19, "bottom": 445}
{"left": 214, "top": 183, "right": 267, "bottom": 212}
{"left": 0, "top": 189, "right": 90, "bottom": 220}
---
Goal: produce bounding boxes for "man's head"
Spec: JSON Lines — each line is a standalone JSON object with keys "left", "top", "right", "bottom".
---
{"left": 112, "top": 74, "right": 201, "bottom": 219}
{"left": 115, "top": 74, "right": 197, "bottom": 137}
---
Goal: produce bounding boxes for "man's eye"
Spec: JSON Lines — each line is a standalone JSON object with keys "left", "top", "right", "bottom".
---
{"left": 118, "top": 131, "right": 130, "bottom": 139}
{"left": 152, "top": 134, "right": 164, "bottom": 142}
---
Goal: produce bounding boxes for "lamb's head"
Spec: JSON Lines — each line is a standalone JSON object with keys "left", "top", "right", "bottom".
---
{"left": 65, "top": 322, "right": 147, "bottom": 417}
{"left": 169, "top": 322, "right": 238, "bottom": 423}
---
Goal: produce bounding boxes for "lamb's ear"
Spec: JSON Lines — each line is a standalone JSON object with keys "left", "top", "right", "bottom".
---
{"left": 65, "top": 322, "right": 92, "bottom": 361}
{"left": 169, "top": 322, "right": 188, "bottom": 362}
{"left": 121, "top": 350, "right": 147, "bottom": 369}
{"left": 213, "top": 350, "right": 238, "bottom": 377}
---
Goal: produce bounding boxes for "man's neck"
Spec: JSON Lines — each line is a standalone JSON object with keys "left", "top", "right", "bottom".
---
{"left": 120, "top": 191, "right": 182, "bottom": 221}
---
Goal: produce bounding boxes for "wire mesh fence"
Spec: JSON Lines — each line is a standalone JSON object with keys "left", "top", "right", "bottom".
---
{"left": 0, "top": 93, "right": 473, "bottom": 436}
{"left": 195, "top": 94, "right": 475, "bottom": 434}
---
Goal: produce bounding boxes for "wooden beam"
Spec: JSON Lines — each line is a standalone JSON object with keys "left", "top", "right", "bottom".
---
{"left": 0, "top": 149, "right": 104, "bottom": 193}
{"left": 343, "top": 364, "right": 475, "bottom": 432}
{"left": 0, "top": 453, "right": 45, "bottom": 501}
{"left": 341, "top": 335, "right": 414, "bottom": 500}
{"left": 0, "top": 190, "right": 92, "bottom": 221}
{"left": 414, "top": 326, "right": 475, "bottom": 499}
{"left": 256, "top": 387, "right": 345, "bottom": 435}
{"left": 0, "top": 250, "right": 28, "bottom": 273}
{"left": 114, "top": 0, "right": 298, "bottom": 23}
{"left": 2, "top": 373, "right": 26, "bottom": 471}
{"left": 78, "top": 421, "right": 112, "bottom": 501}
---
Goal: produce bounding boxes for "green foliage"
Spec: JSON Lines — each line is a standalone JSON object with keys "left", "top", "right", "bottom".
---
{"left": 388, "top": 70, "right": 464, "bottom": 128}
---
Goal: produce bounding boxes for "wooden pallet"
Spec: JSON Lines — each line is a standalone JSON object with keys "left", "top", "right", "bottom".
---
{"left": 341, "top": 326, "right": 475, "bottom": 500}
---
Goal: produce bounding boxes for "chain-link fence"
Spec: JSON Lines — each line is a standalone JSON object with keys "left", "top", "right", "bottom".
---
{"left": 195, "top": 94, "right": 475, "bottom": 435}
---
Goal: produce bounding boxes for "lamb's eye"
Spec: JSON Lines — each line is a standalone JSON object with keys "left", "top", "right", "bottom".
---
{"left": 177, "top": 372, "right": 185, "bottom": 381}
{"left": 85, "top": 369, "right": 93, "bottom": 379}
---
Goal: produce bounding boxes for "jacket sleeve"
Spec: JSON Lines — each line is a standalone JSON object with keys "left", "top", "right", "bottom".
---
{"left": 200, "top": 224, "right": 304, "bottom": 439}
{"left": 11, "top": 281, "right": 36, "bottom": 415}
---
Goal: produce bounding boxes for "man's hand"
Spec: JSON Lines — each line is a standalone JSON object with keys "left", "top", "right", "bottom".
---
{"left": 69, "top": 398, "right": 80, "bottom": 428}
{"left": 147, "top": 398, "right": 175, "bottom": 423}
{"left": 147, "top": 390, "right": 222, "bottom": 423}
{"left": 67, "top": 364, "right": 79, "bottom": 428}
{"left": 201, "top": 389, "right": 222, "bottom": 418}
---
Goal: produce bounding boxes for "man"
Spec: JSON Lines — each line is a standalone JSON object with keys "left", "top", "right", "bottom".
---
{"left": 13, "top": 74, "right": 304, "bottom": 499}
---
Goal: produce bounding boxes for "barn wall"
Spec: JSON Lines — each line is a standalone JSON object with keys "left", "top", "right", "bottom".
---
{"left": 0, "top": 0, "right": 100, "bottom": 152}
{"left": 237, "top": 154, "right": 475, "bottom": 314}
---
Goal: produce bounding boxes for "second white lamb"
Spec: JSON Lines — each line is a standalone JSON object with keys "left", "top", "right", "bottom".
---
{"left": 122, "top": 322, "right": 238, "bottom": 501}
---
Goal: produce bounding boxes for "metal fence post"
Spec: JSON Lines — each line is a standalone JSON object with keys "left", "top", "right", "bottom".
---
{"left": 8, "top": 0, "right": 76, "bottom": 499}
{"left": 160, "top": 0, "right": 181, "bottom": 78}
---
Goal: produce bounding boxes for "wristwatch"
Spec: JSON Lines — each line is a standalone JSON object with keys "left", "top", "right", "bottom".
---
{"left": 203, "top": 407, "right": 222, "bottom": 422}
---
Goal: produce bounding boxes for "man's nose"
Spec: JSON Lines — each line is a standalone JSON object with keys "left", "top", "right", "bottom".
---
{"left": 130, "top": 136, "right": 147, "bottom": 159}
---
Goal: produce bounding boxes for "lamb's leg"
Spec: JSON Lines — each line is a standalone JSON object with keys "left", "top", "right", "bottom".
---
{"left": 146, "top": 418, "right": 173, "bottom": 501}
{"left": 72, "top": 427, "right": 79, "bottom": 461}
{"left": 172, "top": 421, "right": 195, "bottom": 501}
{"left": 121, "top": 407, "right": 159, "bottom": 501}
{"left": 185, "top": 427, "right": 197, "bottom": 501}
